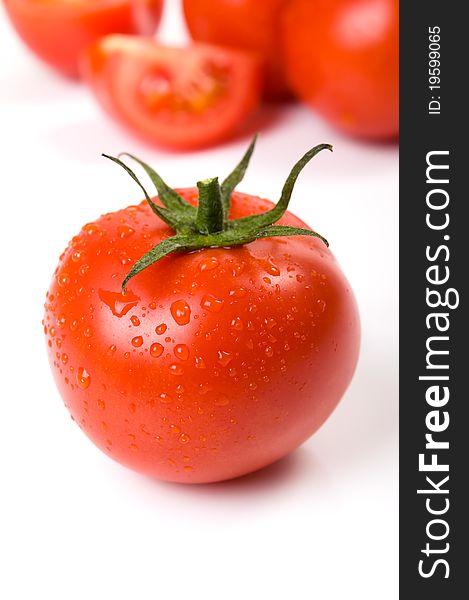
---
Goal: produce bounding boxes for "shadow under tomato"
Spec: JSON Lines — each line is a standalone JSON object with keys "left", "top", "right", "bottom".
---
{"left": 314, "top": 348, "right": 398, "bottom": 471}
{"left": 145, "top": 445, "right": 332, "bottom": 504}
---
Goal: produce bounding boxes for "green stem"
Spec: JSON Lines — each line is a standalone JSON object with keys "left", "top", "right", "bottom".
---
{"left": 195, "top": 178, "right": 224, "bottom": 234}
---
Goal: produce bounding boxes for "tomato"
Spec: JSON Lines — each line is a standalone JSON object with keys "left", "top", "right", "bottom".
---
{"left": 182, "top": 0, "right": 290, "bottom": 100}
{"left": 2, "top": 0, "right": 163, "bottom": 77}
{"left": 281, "top": 0, "right": 399, "bottom": 139}
{"left": 81, "top": 35, "right": 262, "bottom": 150}
{"left": 44, "top": 142, "right": 360, "bottom": 483}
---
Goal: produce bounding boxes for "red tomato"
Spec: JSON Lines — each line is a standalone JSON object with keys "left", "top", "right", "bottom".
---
{"left": 2, "top": 0, "right": 163, "bottom": 77}
{"left": 44, "top": 147, "right": 360, "bottom": 484}
{"left": 281, "top": 0, "right": 399, "bottom": 139}
{"left": 81, "top": 35, "right": 262, "bottom": 150}
{"left": 182, "top": 0, "right": 291, "bottom": 100}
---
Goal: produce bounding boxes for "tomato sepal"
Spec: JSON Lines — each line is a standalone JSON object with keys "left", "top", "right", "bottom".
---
{"left": 104, "top": 136, "right": 332, "bottom": 292}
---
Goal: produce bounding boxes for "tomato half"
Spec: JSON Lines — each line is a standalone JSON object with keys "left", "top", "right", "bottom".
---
{"left": 182, "top": 0, "right": 290, "bottom": 100}
{"left": 2, "top": 0, "right": 163, "bottom": 77}
{"left": 281, "top": 0, "right": 399, "bottom": 139}
{"left": 81, "top": 36, "right": 263, "bottom": 150}
{"left": 44, "top": 188, "right": 360, "bottom": 484}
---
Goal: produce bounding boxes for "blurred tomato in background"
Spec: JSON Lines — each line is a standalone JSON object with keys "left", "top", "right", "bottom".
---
{"left": 182, "top": 0, "right": 290, "bottom": 100}
{"left": 81, "top": 35, "right": 262, "bottom": 149}
{"left": 281, "top": 0, "right": 399, "bottom": 139}
{"left": 2, "top": 0, "right": 399, "bottom": 144}
{"left": 2, "top": 0, "right": 163, "bottom": 77}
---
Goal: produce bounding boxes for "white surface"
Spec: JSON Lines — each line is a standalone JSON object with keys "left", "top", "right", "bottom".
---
{"left": 0, "top": 2, "right": 398, "bottom": 599}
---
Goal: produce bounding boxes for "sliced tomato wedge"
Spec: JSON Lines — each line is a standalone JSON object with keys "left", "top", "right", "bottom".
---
{"left": 80, "top": 35, "right": 263, "bottom": 150}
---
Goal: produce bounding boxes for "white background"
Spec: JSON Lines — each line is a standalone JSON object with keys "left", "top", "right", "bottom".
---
{"left": 0, "top": 2, "right": 398, "bottom": 598}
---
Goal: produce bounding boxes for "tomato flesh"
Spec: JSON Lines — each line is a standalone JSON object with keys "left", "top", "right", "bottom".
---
{"left": 3, "top": 0, "right": 163, "bottom": 77}
{"left": 281, "top": 0, "right": 399, "bottom": 139}
{"left": 44, "top": 190, "right": 360, "bottom": 483}
{"left": 81, "top": 36, "right": 263, "bottom": 150}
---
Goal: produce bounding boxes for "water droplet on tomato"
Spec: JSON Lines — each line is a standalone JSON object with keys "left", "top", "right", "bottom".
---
{"left": 150, "top": 343, "right": 164, "bottom": 358}
{"left": 82, "top": 223, "right": 100, "bottom": 235}
{"left": 317, "top": 299, "right": 327, "bottom": 312}
{"left": 56, "top": 314, "right": 66, "bottom": 328}
{"left": 57, "top": 272, "right": 70, "bottom": 287}
{"left": 130, "top": 315, "right": 141, "bottom": 327}
{"left": 265, "top": 346, "right": 274, "bottom": 358}
{"left": 61, "top": 353, "right": 68, "bottom": 365}
{"left": 179, "top": 433, "right": 190, "bottom": 444}
{"left": 159, "top": 393, "right": 173, "bottom": 404}
{"left": 199, "top": 256, "right": 219, "bottom": 272}
{"left": 78, "top": 264, "right": 90, "bottom": 277}
{"left": 195, "top": 356, "right": 206, "bottom": 369}
{"left": 217, "top": 350, "right": 233, "bottom": 367}
{"left": 232, "top": 261, "right": 246, "bottom": 277}
{"left": 231, "top": 316, "right": 243, "bottom": 331}
{"left": 174, "top": 344, "right": 190, "bottom": 361}
{"left": 77, "top": 367, "right": 90, "bottom": 389}
{"left": 117, "top": 224, "right": 135, "bottom": 238}
{"left": 169, "top": 364, "right": 184, "bottom": 376}
{"left": 131, "top": 336, "right": 143, "bottom": 348}
{"left": 128, "top": 403, "right": 136, "bottom": 413}
{"left": 170, "top": 300, "right": 191, "bottom": 325}
{"left": 200, "top": 294, "right": 224, "bottom": 313}
{"left": 97, "top": 399, "right": 105, "bottom": 410}
{"left": 214, "top": 394, "right": 229, "bottom": 406}
{"left": 155, "top": 323, "right": 167, "bottom": 335}
{"left": 107, "top": 344, "right": 117, "bottom": 355}
{"left": 266, "top": 258, "right": 280, "bottom": 277}
{"left": 229, "top": 287, "right": 247, "bottom": 298}
{"left": 120, "top": 251, "right": 133, "bottom": 265}
{"left": 198, "top": 383, "right": 212, "bottom": 395}
{"left": 83, "top": 327, "right": 93, "bottom": 338}
{"left": 99, "top": 289, "right": 140, "bottom": 317}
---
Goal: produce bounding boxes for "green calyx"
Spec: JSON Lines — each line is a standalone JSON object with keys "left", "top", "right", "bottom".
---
{"left": 103, "top": 135, "right": 332, "bottom": 293}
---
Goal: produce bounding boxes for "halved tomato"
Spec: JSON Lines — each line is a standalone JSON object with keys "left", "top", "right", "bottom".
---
{"left": 2, "top": 0, "right": 163, "bottom": 78}
{"left": 80, "top": 35, "right": 263, "bottom": 150}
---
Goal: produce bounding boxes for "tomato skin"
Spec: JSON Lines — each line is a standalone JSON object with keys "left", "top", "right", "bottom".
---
{"left": 281, "top": 0, "right": 399, "bottom": 139}
{"left": 44, "top": 190, "right": 360, "bottom": 483}
{"left": 182, "top": 0, "right": 291, "bottom": 100}
{"left": 81, "top": 36, "right": 262, "bottom": 150}
{"left": 2, "top": 0, "right": 163, "bottom": 77}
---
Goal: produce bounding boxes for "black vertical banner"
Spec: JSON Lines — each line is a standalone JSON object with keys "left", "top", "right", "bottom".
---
{"left": 400, "top": 2, "right": 467, "bottom": 597}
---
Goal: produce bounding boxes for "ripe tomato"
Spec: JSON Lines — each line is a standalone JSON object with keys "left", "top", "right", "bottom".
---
{"left": 2, "top": 0, "right": 163, "bottom": 77}
{"left": 182, "top": 0, "right": 290, "bottom": 100}
{"left": 81, "top": 35, "right": 262, "bottom": 150}
{"left": 281, "top": 0, "right": 399, "bottom": 139}
{"left": 44, "top": 142, "right": 360, "bottom": 483}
